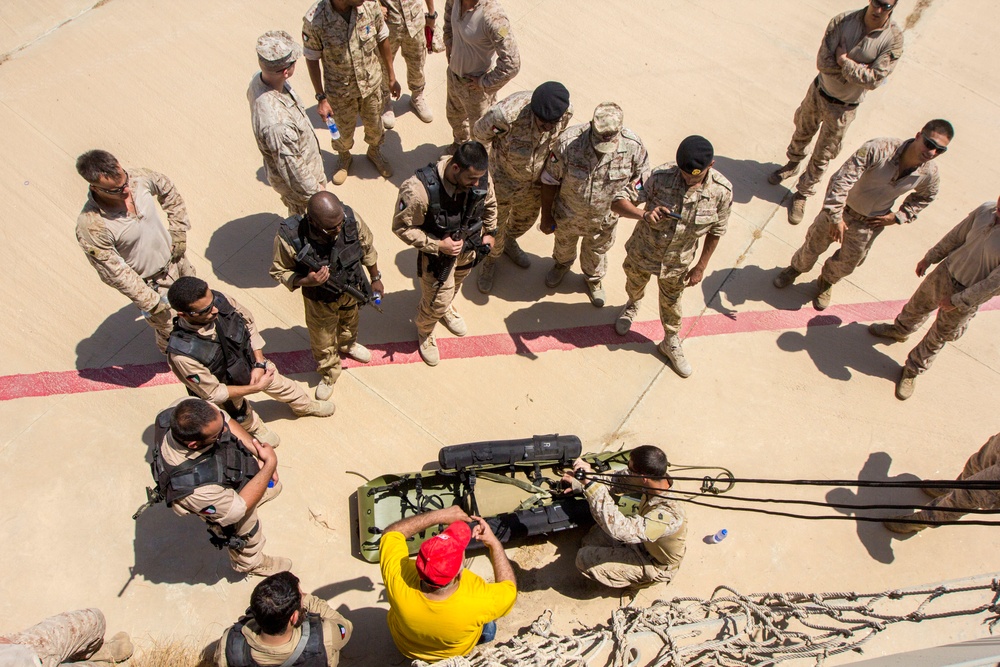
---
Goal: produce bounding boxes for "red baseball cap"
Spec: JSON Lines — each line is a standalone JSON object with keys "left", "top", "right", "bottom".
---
{"left": 415, "top": 521, "right": 472, "bottom": 586}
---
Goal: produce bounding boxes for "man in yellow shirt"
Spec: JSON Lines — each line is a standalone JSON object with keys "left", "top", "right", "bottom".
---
{"left": 378, "top": 505, "right": 517, "bottom": 661}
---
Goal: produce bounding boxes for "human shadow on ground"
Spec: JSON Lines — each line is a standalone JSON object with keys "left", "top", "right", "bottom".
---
{"left": 825, "top": 452, "right": 922, "bottom": 564}
{"left": 312, "top": 576, "right": 376, "bottom": 601}
{"left": 776, "top": 318, "right": 899, "bottom": 382}
{"left": 206, "top": 212, "right": 285, "bottom": 289}
{"left": 508, "top": 529, "right": 609, "bottom": 600}
{"left": 76, "top": 305, "right": 165, "bottom": 383}
{"left": 502, "top": 299, "right": 650, "bottom": 361}
{"left": 701, "top": 265, "right": 814, "bottom": 319}
{"left": 337, "top": 603, "right": 408, "bottom": 666}
{"left": 460, "top": 255, "right": 557, "bottom": 308}
{"left": 255, "top": 165, "right": 269, "bottom": 186}
{"left": 712, "top": 155, "right": 789, "bottom": 206}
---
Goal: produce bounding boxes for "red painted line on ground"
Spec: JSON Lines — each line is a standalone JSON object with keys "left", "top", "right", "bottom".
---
{"left": 2, "top": 297, "right": 997, "bottom": 402}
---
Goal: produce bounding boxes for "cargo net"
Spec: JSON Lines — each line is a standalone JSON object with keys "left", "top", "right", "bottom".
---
{"left": 413, "top": 574, "right": 1000, "bottom": 667}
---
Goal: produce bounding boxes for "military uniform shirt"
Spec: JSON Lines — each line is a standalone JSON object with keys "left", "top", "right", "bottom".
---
{"left": 925, "top": 202, "right": 1000, "bottom": 309}
{"left": 629, "top": 163, "right": 733, "bottom": 275}
{"left": 583, "top": 483, "right": 686, "bottom": 566}
{"left": 247, "top": 74, "right": 326, "bottom": 201}
{"left": 472, "top": 90, "right": 573, "bottom": 186}
{"left": 160, "top": 408, "right": 248, "bottom": 527}
{"left": 541, "top": 123, "right": 649, "bottom": 223}
{"left": 443, "top": 0, "right": 519, "bottom": 91}
{"left": 824, "top": 137, "right": 939, "bottom": 224}
{"left": 302, "top": 0, "right": 389, "bottom": 99}
{"left": 816, "top": 9, "right": 904, "bottom": 104}
{"left": 76, "top": 167, "right": 190, "bottom": 312}
{"left": 392, "top": 156, "right": 498, "bottom": 255}
{"left": 382, "top": 0, "right": 425, "bottom": 38}
{"left": 166, "top": 293, "right": 266, "bottom": 406}
{"left": 270, "top": 211, "right": 379, "bottom": 293}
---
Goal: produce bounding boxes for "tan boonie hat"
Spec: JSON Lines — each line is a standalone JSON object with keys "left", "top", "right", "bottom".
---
{"left": 256, "top": 30, "right": 302, "bottom": 71}
{"left": 591, "top": 102, "right": 624, "bottom": 153}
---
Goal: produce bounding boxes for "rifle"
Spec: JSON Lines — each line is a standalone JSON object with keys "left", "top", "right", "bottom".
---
{"left": 427, "top": 186, "right": 491, "bottom": 288}
{"left": 295, "top": 243, "right": 382, "bottom": 313}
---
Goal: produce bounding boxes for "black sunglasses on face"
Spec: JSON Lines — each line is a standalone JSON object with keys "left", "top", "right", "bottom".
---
{"left": 188, "top": 291, "right": 216, "bottom": 317}
{"left": 93, "top": 172, "right": 130, "bottom": 195}
{"left": 921, "top": 134, "right": 948, "bottom": 154}
{"left": 870, "top": 0, "right": 895, "bottom": 11}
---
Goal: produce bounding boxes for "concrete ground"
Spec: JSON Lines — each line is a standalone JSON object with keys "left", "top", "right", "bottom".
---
{"left": 1, "top": 0, "right": 998, "bottom": 664}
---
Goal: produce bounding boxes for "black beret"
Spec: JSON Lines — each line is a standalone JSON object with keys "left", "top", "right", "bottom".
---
{"left": 530, "top": 82, "right": 570, "bottom": 122}
{"left": 676, "top": 135, "right": 714, "bottom": 174}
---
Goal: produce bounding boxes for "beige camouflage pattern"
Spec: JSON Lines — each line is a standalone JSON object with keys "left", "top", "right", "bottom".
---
{"left": 329, "top": 88, "right": 385, "bottom": 153}
{"left": 623, "top": 164, "right": 732, "bottom": 336}
{"left": 925, "top": 202, "right": 1000, "bottom": 308}
{"left": 75, "top": 167, "right": 196, "bottom": 352}
{"left": 0, "top": 609, "right": 106, "bottom": 667}
{"left": 576, "top": 483, "right": 686, "bottom": 589}
{"left": 473, "top": 90, "right": 572, "bottom": 258}
{"left": 248, "top": 75, "right": 327, "bottom": 216}
{"left": 790, "top": 208, "right": 885, "bottom": 284}
{"left": 271, "top": 214, "right": 378, "bottom": 386}
{"left": 392, "top": 158, "right": 498, "bottom": 335}
{"left": 892, "top": 264, "right": 980, "bottom": 375}
{"left": 256, "top": 30, "right": 302, "bottom": 70}
{"left": 788, "top": 8, "right": 903, "bottom": 196}
{"left": 166, "top": 293, "right": 313, "bottom": 431}
{"left": 542, "top": 123, "right": 649, "bottom": 280}
{"left": 380, "top": 0, "right": 427, "bottom": 100}
{"left": 824, "top": 138, "right": 939, "bottom": 224}
{"left": 443, "top": 0, "right": 520, "bottom": 142}
{"left": 910, "top": 432, "right": 1000, "bottom": 524}
{"left": 302, "top": 0, "right": 388, "bottom": 99}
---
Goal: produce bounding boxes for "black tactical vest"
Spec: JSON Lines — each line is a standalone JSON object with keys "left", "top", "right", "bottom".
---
{"left": 277, "top": 207, "right": 371, "bottom": 304}
{"left": 150, "top": 408, "right": 260, "bottom": 507}
{"left": 416, "top": 163, "right": 489, "bottom": 239}
{"left": 225, "top": 613, "right": 327, "bottom": 667}
{"left": 166, "top": 293, "right": 254, "bottom": 387}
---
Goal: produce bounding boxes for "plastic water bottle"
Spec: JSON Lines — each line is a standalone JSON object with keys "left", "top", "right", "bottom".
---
{"left": 268, "top": 479, "right": 275, "bottom": 488}
{"left": 373, "top": 290, "right": 382, "bottom": 306}
{"left": 325, "top": 116, "right": 340, "bottom": 140}
{"left": 711, "top": 529, "right": 728, "bottom": 543}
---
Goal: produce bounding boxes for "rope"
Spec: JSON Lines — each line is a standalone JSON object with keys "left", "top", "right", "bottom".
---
{"left": 412, "top": 576, "right": 1000, "bottom": 667}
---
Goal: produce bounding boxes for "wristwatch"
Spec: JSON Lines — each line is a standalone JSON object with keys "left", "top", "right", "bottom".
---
{"left": 253, "top": 361, "right": 268, "bottom": 370}
{"left": 371, "top": 271, "right": 383, "bottom": 282}
{"left": 315, "top": 92, "right": 327, "bottom": 102}
{"left": 425, "top": 11, "right": 437, "bottom": 18}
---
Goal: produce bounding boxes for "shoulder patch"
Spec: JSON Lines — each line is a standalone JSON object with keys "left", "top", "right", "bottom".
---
{"left": 549, "top": 151, "right": 559, "bottom": 163}
{"left": 856, "top": 145, "right": 869, "bottom": 160}
{"left": 497, "top": 26, "right": 509, "bottom": 38}
{"left": 338, "top": 624, "right": 348, "bottom": 640}
{"left": 398, "top": 200, "right": 406, "bottom": 211}
{"left": 200, "top": 505, "right": 216, "bottom": 515}
{"left": 492, "top": 125, "right": 502, "bottom": 135}
{"left": 186, "top": 374, "right": 201, "bottom": 385}
{"left": 657, "top": 512, "right": 664, "bottom": 520}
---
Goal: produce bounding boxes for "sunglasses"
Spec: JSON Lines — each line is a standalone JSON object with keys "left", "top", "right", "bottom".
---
{"left": 93, "top": 172, "right": 130, "bottom": 195}
{"left": 921, "top": 134, "right": 948, "bottom": 154}
{"left": 190, "top": 418, "right": 230, "bottom": 449}
{"left": 870, "top": 0, "right": 895, "bottom": 11}
{"left": 188, "top": 291, "right": 217, "bottom": 317}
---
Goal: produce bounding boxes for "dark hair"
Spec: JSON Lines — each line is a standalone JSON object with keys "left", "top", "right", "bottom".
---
{"left": 168, "top": 277, "right": 210, "bottom": 313}
{"left": 922, "top": 119, "right": 954, "bottom": 140}
{"left": 251, "top": 571, "right": 302, "bottom": 635}
{"left": 76, "top": 150, "right": 121, "bottom": 182}
{"left": 452, "top": 141, "right": 489, "bottom": 172}
{"left": 170, "top": 399, "right": 218, "bottom": 442}
{"left": 630, "top": 445, "right": 668, "bottom": 477}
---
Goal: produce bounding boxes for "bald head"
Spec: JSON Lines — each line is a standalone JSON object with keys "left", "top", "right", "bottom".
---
{"left": 306, "top": 191, "right": 345, "bottom": 238}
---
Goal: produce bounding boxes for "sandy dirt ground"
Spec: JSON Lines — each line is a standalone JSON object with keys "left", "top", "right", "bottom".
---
{"left": 1, "top": 0, "right": 998, "bottom": 664}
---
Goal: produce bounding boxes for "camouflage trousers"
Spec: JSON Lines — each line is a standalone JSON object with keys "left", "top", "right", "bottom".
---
{"left": 381, "top": 25, "right": 426, "bottom": 101}
{"left": 786, "top": 80, "right": 858, "bottom": 197}
{"left": 270, "top": 177, "right": 326, "bottom": 218}
{"left": 303, "top": 296, "right": 361, "bottom": 386}
{"left": 446, "top": 69, "right": 495, "bottom": 143}
{"left": 575, "top": 526, "right": 675, "bottom": 589}
{"left": 416, "top": 251, "right": 474, "bottom": 337}
{"left": 146, "top": 255, "right": 197, "bottom": 353}
{"left": 623, "top": 255, "right": 688, "bottom": 337}
{"left": 0, "top": 609, "right": 105, "bottom": 667}
{"left": 552, "top": 214, "right": 618, "bottom": 282}
{"left": 489, "top": 177, "right": 541, "bottom": 259}
{"left": 329, "top": 90, "right": 384, "bottom": 153}
{"left": 911, "top": 432, "right": 1000, "bottom": 523}
{"left": 235, "top": 369, "right": 314, "bottom": 436}
{"left": 790, "top": 208, "right": 884, "bottom": 284}
{"left": 893, "top": 263, "right": 978, "bottom": 375}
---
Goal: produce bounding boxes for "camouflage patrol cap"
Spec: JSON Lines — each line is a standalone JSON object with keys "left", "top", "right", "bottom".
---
{"left": 591, "top": 102, "right": 624, "bottom": 153}
{"left": 256, "top": 30, "right": 302, "bottom": 72}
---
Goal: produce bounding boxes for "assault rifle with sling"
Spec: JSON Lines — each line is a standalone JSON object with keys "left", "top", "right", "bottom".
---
{"left": 426, "top": 185, "right": 491, "bottom": 286}
{"left": 296, "top": 243, "right": 383, "bottom": 313}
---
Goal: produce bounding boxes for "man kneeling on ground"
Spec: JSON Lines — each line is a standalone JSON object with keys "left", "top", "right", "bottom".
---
{"left": 379, "top": 505, "right": 517, "bottom": 662}
{"left": 563, "top": 445, "right": 688, "bottom": 589}
{"left": 216, "top": 570, "right": 353, "bottom": 666}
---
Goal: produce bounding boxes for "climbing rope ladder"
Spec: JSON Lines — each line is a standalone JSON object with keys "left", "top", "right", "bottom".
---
{"left": 414, "top": 574, "right": 1000, "bottom": 667}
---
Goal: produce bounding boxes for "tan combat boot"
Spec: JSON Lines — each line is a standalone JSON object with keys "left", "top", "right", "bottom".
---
{"left": 788, "top": 193, "right": 807, "bottom": 225}
{"left": 410, "top": 92, "right": 434, "bottom": 123}
{"left": 869, "top": 322, "right": 909, "bottom": 343}
{"left": 340, "top": 342, "right": 372, "bottom": 363}
{"left": 248, "top": 555, "right": 293, "bottom": 577}
{"left": 248, "top": 423, "right": 281, "bottom": 448}
{"left": 381, "top": 98, "right": 396, "bottom": 130}
{"left": 772, "top": 266, "right": 801, "bottom": 289}
{"left": 418, "top": 333, "right": 439, "bottom": 366}
{"left": 545, "top": 262, "right": 571, "bottom": 288}
{"left": 367, "top": 147, "right": 393, "bottom": 178}
{"left": 895, "top": 367, "right": 917, "bottom": 400}
{"left": 503, "top": 239, "right": 531, "bottom": 268}
{"left": 813, "top": 277, "right": 833, "bottom": 310}
{"left": 88, "top": 631, "right": 134, "bottom": 664}
{"left": 615, "top": 300, "right": 641, "bottom": 335}
{"left": 768, "top": 160, "right": 801, "bottom": 185}
{"left": 477, "top": 256, "right": 498, "bottom": 294}
{"left": 883, "top": 515, "right": 930, "bottom": 534}
{"left": 296, "top": 400, "right": 336, "bottom": 417}
{"left": 332, "top": 152, "right": 352, "bottom": 186}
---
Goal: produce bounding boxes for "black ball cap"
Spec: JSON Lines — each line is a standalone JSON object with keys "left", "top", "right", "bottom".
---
{"left": 530, "top": 81, "right": 570, "bottom": 122}
{"left": 676, "top": 135, "right": 714, "bottom": 174}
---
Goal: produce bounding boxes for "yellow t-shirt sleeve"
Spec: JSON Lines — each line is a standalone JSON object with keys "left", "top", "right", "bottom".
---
{"left": 379, "top": 531, "right": 410, "bottom": 600}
